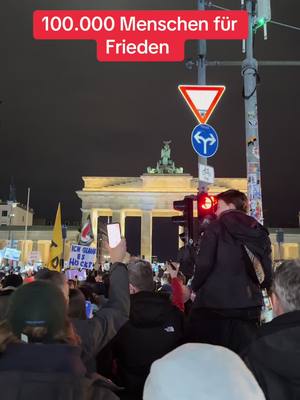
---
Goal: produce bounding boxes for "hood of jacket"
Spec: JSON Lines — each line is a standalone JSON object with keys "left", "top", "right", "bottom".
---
{"left": 246, "top": 311, "right": 300, "bottom": 380}
{"left": 129, "top": 291, "right": 176, "bottom": 328}
{"left": 219, "top": 210, "right": 270, "bottom": 258}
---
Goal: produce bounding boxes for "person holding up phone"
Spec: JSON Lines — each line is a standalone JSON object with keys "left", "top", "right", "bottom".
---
{"left": 73, "top": 237, "right": 130, "bottom": 372}
{"left": 165, "top": 261, "right": 185, "bottom": 312}
{"left": 36, "top": 235, "right": 130, "bottom": 374}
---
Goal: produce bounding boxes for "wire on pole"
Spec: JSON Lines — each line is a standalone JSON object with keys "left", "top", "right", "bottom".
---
{"left": 208, "top": 3, "right": 300, "bottom": 33}
{"left": 206, "top": 2, "right": 230, "bottom": 11}
{"left": 270, "top": 20, "right": 300, "bottom": 32}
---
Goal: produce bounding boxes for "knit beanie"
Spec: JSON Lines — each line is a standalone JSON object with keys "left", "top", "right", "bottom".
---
{"left": 7, "top": 280, "right": 67, "bottom": 342}
{"left": 144, "top": 343, "right": 265, "bottom": 400}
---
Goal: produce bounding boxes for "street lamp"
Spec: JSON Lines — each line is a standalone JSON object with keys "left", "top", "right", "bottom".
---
{"left": 8, "top": 212, "right": 15, "bottom": 247}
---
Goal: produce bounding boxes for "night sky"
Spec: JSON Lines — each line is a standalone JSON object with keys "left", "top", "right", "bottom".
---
{"left": 0, "top": 0, "right": 299, "bottom": 229}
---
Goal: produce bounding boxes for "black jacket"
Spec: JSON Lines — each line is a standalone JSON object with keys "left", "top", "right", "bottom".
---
{"left": 177, "top": 245, "right": 195, "bottom": 279}
{"left": 243, "top": 311, "right": 300, "bottom": 400}
{"left": 192, "top": 210, "right": 272, "bottom": 309}
{"left": 73, "top": 262, "right": 130, "bottom": 372}
{"left": 112, "top": 291, "right": 184, "bottom": 398}
{"left": 0, "top": 343, "right": 119, "bottom": 400}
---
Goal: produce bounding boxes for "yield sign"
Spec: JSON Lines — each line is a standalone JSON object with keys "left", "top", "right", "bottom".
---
{"left": 178, "top": 85, "right": 225, "bottom": 124}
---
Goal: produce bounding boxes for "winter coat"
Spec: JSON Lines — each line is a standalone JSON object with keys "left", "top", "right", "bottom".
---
{"left": 0, "top": 343, "right": 119, "bottom": 400}
{"left": 72, "top": 262, "right": 130, "bottom": 372}
{"left": 177, "top": 245, "right": 195, "bottom": 279}
{"left": 112, "top": 291, "right": 184, "bottom": 399}
{"left": 243, "top": 311, "right": 300, "bottom": 400}
{"left": 192, "top": 210, "right": 273, "bottom": 310}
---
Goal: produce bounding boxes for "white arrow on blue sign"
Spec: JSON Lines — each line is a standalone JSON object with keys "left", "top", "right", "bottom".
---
{"left": 191, "top": 124, "right": 219, "bottom": 158}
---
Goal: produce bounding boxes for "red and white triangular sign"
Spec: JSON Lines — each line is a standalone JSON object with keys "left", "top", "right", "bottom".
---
{"left": 178, "top": 85, "right": 225, "bottom": 124}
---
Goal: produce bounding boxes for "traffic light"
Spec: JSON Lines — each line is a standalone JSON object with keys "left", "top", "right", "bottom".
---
{"left": 255, "top": 0, "right": 271, "bottom": 31}
{"left": 172, "top": 196, "right": 194, "bottom": 242}
{"left": 197, "top": 192, "right": 217, "bottom": 219}
{"left": 172, "top": 193, "right": 217, "bottom": 243}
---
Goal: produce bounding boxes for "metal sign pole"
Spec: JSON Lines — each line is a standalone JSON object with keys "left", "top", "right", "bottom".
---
{"left": 197, "top": 0, "right": 207, "bottom": 193}
{"left": 242, "top": 0, "right": 264, "bottom": 223}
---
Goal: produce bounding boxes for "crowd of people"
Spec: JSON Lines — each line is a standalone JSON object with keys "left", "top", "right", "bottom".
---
{"left": 0, "top": 189, "right": 299, "bottom": 399}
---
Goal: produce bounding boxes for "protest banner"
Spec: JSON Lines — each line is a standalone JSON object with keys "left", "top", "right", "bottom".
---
{"left": 65, "top": 269, "right": 87, "bottom": 281}
{"left": 68, "top": 244, "right": 96, "bottom": 269}
{"left": 28, "top": 251, "right": 41, "bottom": 263}
{"left": 3, "top": 248, "right": 21, "bottom": 262}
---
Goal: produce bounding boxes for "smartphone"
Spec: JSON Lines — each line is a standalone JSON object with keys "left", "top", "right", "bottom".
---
{"left": 85, "top": 300, "right": 93, "bottom": 319}
{"left": 107, "top": 223, "right": 121, "bottom": 248}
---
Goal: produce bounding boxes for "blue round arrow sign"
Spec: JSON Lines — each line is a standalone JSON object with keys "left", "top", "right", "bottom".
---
{"left": 191, "top": 124, "right": 219, "bottom": 158}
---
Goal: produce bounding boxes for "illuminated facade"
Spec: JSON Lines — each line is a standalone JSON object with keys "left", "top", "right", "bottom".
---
{"left": 76, "top": 174, "right": 247, "bottom": 260}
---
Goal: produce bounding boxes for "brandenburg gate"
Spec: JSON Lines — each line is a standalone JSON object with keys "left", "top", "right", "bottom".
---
{"left": 76, "top": 142, "right": 246, "bottom": 261}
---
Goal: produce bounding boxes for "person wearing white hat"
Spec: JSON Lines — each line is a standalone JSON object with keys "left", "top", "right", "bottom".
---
{"left": 143, "top": 343, "right": 265, "bottom": 400}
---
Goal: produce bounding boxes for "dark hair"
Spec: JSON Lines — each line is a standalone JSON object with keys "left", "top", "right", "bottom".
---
{"left": 68, "top": 289, "right": 86, "bottom": 320}
{"left": 128, "top": 260, "right": 154, "bottom": 292}
{"left": 78, "top": 284, "right": 95, "bottom": 302}
{"left": 2, "top": 274, "right": 23, "bottom": 288}
{"left": 86, "top": 272, "right": 96, "bottom": 284}
{"left": 35, "top": 269, "right": 66, "bottom": 291}
{"left": 217, "top": 190, "right": 248, "bottom": 213}
{"left": 96, "top": 271, "right": 105, "bottom": 279}
{"left": 68, "top": 279, "right": 76, "bottom": 289}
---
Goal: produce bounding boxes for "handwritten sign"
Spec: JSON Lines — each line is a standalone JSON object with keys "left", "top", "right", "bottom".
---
{"left": 68, "top": 244, "right": 96, "bottom": 269}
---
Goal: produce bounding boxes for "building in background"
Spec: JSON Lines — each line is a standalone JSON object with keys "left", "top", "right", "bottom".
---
{"left": 76, "top": 142, "right": 300, "bottom": 261}
{"left": 0, "top": 201, "right": 34, "bottom": 227}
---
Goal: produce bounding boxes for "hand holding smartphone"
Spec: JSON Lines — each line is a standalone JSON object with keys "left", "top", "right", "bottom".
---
{"left": 166, "top": 260, "right": 180, "bottom": 279}
{"left": 168, "top": 260, "right": 177, "bottom": 271}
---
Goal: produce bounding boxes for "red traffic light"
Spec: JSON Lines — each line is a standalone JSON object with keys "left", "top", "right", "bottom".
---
{"left": 197, "top": 193, "right": 217, "bottom": 217}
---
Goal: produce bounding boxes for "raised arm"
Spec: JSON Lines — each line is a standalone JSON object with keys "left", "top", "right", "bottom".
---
{"left": 73, "top": 240, "right": 130, "bottom": 363}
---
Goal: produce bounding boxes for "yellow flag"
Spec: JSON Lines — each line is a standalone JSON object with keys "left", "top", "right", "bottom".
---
{"left": 48, "top": 203, "right": 63, "bottom": 271}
